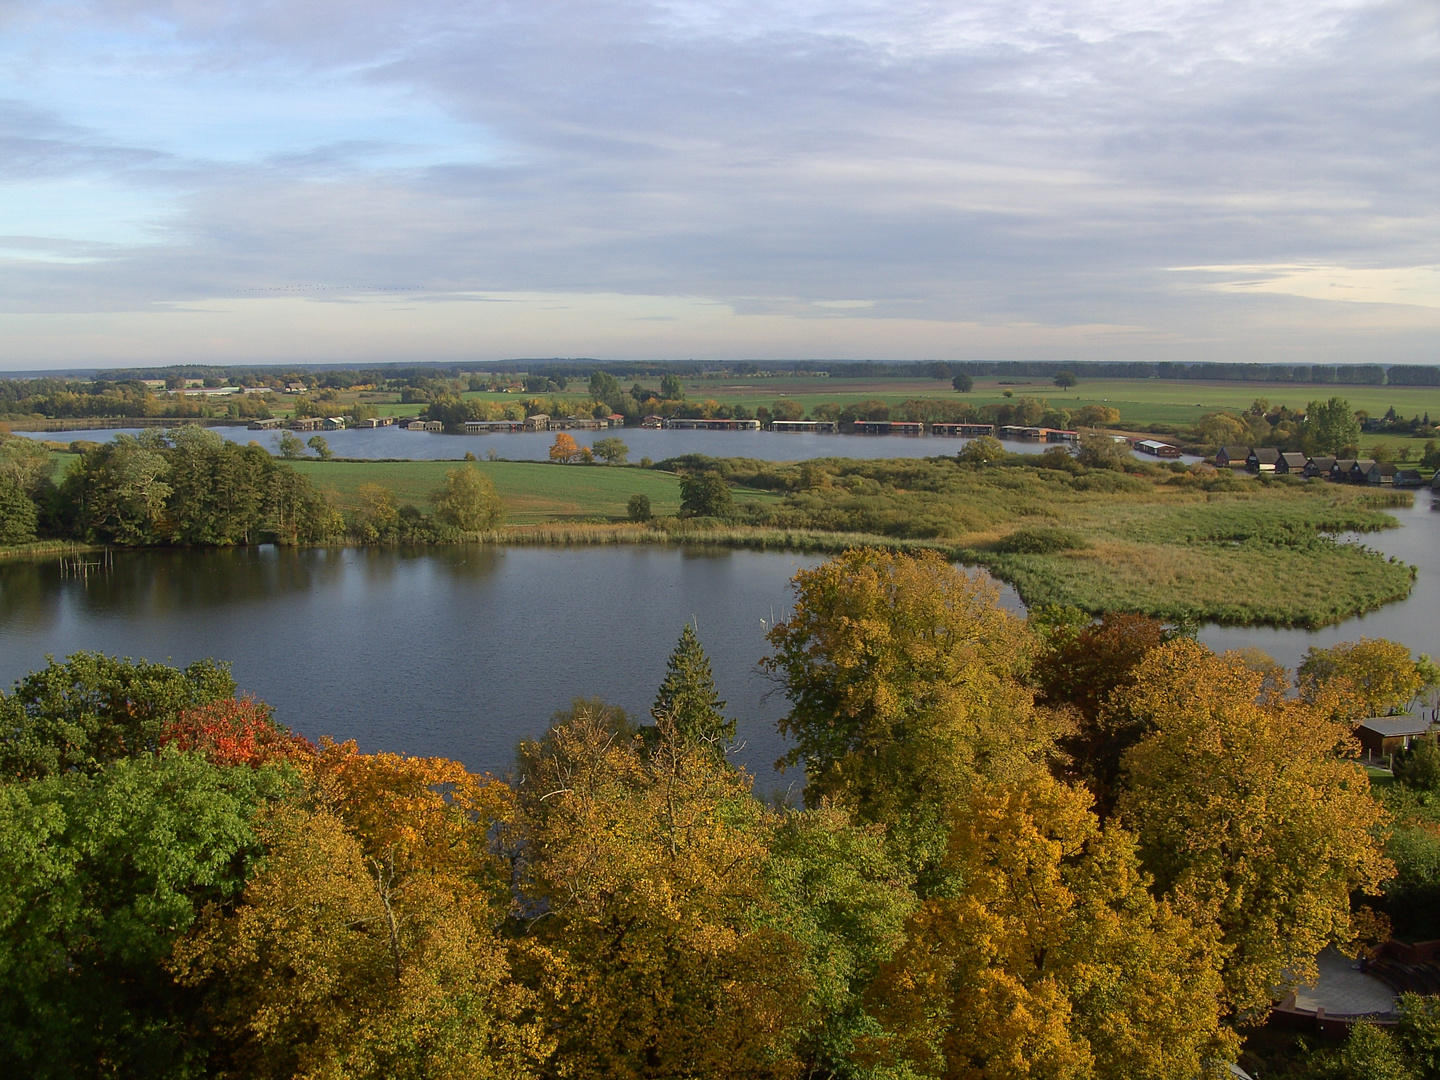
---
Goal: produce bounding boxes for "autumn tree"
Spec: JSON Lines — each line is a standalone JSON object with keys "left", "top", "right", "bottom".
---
{"left": 351, "top": 482, "right": 400, "bottom": 540}
{"left": 1298, "top": 638, "right": 1426, "bottom": 720}
{"left": 865, "top": 773, "right": 1234, "bottom": 1080}
{"left": 1303, "top": 397, "right": 1361, "bottom": 456}
{"left": 160, "top": 697, "right": 315, "bottom": 769}
{"left": 1031, "top": 611, "right": 1170, "bottom": 813}
{"left": 549, "top": 432, "right": 581, "bottom": 463}
{"left": 174, "top": 744, "right": 539, "bottom": 1080}
{"left": 651, "top": 623, "right": 735, "bottom": 749}
{"left": 1115, "top": 640, "right": 1393, "bottom": 1018}
{"left": 764, "top": 549, "right": 1054, "bottom": 884}
{"left": 432, "top": 464, "right": 504, "bottom": 531}
{"left": 511, "top": 704, "right": 810, "bottom": 1080}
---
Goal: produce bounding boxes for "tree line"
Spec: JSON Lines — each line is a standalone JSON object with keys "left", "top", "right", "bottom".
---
{"left": 0, "top": 429, "right": 502, "bottom": 548}
{"left": 1, "top": 549, "right": 1436, "bottom": 1078}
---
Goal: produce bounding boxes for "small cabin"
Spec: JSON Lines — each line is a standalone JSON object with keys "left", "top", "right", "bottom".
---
{"left": 1347, "top": 459, "right": 1377, "bottom": 483}
{"left": 1331, "top": 459, "right": 1357, "bottom": 481}
{"left": 1395, "top": 469, "right": 1425, "bottom": 488}
{"left": 1356, "top": 717, "right": 1436, "bottom": 761}
{"left": 641, "top": 415, "right": 664, "bottom": 429}
{"left": 1214, "top": 446, "right": 1249, "bottom": 467}
{"left": 1247, "top": 447, "right": 1281, "bottom": 473}
{"left": 1304, "top": 456, "right": 1336, "bottom": 479}
{"left": 1276, "top": 452, "right": 1308, "bottom": 474}
{"left": 324, "top": 417, "right": 347, "bottom": 431}
{"left": 525, "top": 414, "right": 550, "bottom": 431}
{"left": 1364, "top": 462, "right": 1398, "bottom": 485}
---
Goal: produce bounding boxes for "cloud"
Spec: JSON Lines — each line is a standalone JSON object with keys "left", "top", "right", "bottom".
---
{"left": 0, "top": 0, "right": 1437, "bottom": 365}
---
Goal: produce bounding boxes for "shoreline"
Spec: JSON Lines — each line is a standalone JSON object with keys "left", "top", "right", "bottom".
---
{"left": 2, "top": 522, "right": 1417, "bottom": 630}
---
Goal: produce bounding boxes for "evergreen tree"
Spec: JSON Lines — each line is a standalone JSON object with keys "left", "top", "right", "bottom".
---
{"left": 652, "top": 624, "right": 735, "bottom": 748}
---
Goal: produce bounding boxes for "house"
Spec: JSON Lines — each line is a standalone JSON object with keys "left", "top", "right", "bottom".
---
{"left": 285, "top": 382, "right": 307, "bottom": 393}
{"left": 289, "top": 417, "right": 326, "bottom": 431}
{"left": 354, "top": 416, "right": 397, "bottom": 428}
{"left": 1363, "top": 462, "right": 1398, "bottom": 485}
{"left": 1247, "top": 447, "right": 1281, "bottom": 473}
{"left": 931, "top": 422, "right": 995, "bottom": 438}
{"left": 1395, "top": 469, "right": 1425, "bottom": 488}
{"left": 1355, "top": 717, "right": 1436, "bottom": 761}
{"left": 1214, "top": 446, "right": 1249, "bottom": 467}
{"left": 1134, "top": 439, "right": 1181, "bottom": 458}
{"left": 405, "top": 420, "right": 443, "bottom": 432}
{"left": 770, "top": 420, "right": 838, "bottom": 433}
{"left": 1276, "top": 452, "right": 1309, "bottom": 474}
{"left": 247, "top": 418, "right": 283, "bottom": 430}
{"left": 641, "top": 415, "right": 664, "bottom": 429}
{"left": 1331, "top": 459, "right": 1357, "bottom": 481}
{"left": 607, "top": 414, "right": 627, "bottom": 428}
{"left": 463, "top": 420, "right": 525, "bottom": 433}
{"left": 524, "top": 414, "right": 550, "bottom": 431}
{"left": 1303, "top": 456, "right": 1336, "bottom": 479}
{"left": 324, "top": 417, "right": 346, "bottom": 431}
{"left": 664, "top": 417, "right": 761, "bottom": 431}
{"left": 1346, "top": 459, "right": 1378, "bottom": 483}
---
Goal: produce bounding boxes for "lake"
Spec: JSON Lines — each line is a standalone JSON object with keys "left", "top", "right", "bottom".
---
{"left": 17, "top": 425, "right": 1201, "bottom": 464}
{"left": 2, "top": 495, "right": 1433, "bottom": 785}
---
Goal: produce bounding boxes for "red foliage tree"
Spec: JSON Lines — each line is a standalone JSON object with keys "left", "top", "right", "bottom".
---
{"left": 160, "top": 697, "right": 315, "bottom": 769}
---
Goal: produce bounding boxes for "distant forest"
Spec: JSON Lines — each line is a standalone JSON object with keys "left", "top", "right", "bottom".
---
{"left": 9, "top": 358, "right": 1439, "bottom": 387}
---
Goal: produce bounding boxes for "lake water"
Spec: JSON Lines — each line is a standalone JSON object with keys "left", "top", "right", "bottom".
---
{"left": 2, "top": 496, "right": 1432, "bottom": 783}
{"left": 18, "top": 425, "right": 1200, "bottom": 464}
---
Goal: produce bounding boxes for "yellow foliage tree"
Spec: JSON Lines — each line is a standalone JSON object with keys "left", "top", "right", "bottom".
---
{"left": 513, "top": 705, "right": 811, "bottom": 1080}
{"left": 865, "top": 773, "right": 1234, "bottom": 1080}
{"left": 1115, "top": 640, "right": 1394, "bottom": 1019}
{"left": 763, "top": 549, "right": 1057, "bottom": 882}
{"left": 172, "top": 748, "right": 544, "bottom": 1080}
{"left": 549, "top": 432, "right": 581, "bottom": 463}
{"left": 1298, "top": 638, "right": 1425, "bottom": 720}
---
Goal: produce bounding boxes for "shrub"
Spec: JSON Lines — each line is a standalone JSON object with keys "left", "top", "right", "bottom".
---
{"left": 627, "top": 494, "right": 653, "bottom": 522}
{"left": 992, "top": 527, "right": 1089, "bottom": 554}
{"left": 1395, "top": 737, "right": 1440, "bottom": 791}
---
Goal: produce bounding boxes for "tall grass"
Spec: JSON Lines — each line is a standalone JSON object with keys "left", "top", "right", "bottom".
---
{"left": 0, "top": 540, "right": 101, "bottom": 562}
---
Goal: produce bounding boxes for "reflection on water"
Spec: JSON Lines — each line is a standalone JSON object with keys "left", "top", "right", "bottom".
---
{"left": 1, "top": 498, "right": 1431, "bottom": 782}
{"left": 0, "top": 545, "right": 832, "bottom": 791}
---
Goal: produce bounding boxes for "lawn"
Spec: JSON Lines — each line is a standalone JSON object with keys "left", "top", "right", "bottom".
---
{"left": 287, "top": 458, "right": 780, "bottom": 525}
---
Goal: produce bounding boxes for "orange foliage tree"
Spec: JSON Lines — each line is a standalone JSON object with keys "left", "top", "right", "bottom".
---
{"left": 548, "top": 432, "right": 581, "bottom": 462}
{"left": 160, "top": 697, "right": 315, "bottom": 769}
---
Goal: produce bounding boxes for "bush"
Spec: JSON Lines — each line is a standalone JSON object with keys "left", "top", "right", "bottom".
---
{"left": 992, "top": 527, "right": 1089, "bottom": 554}
{"left": 627, "top": 494, "right": 653, "bottom": 522}
{"left": 1395, "top": 737, "right": 1440, "bottom": 791}
{"left": 679, "top": 473, "right": 733, "bottom": 519}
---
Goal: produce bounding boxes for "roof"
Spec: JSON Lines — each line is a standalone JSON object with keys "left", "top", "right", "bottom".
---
{"left": 1250, "top": 447, "right": 1281, "bottom": 463}
{"left": 1219, "top": 445, "right": 1249, "bottom": 457}
{"left": 1358, "top": 717, "right": 1434, "bottom": 738}
{"left": 1308, "top": 456, "right": 1336, "bottom": 468}
{"left": 1280, "top": 452, "right": 1308, "bottom": 466}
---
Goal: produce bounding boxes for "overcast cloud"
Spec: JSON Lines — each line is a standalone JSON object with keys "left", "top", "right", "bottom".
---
{"left": 1, "top": 0, "right": 1437, "bottom": 367}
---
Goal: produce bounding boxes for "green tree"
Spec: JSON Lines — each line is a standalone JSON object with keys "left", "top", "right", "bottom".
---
{"left": 1304, "top": 1021, "right": 1417, "bottom": 1080}
{"left": 0, "top": 750, "right": 288, "bottom": 1079}
{"left": 1303, "top": 397, "right": 1361, "bottom": 456}
{"left": 958, "top": 434, "right": 1006, "bottom": 464}
{"left": 591, "top": 436, "right": 629, "bottom": 465}
{"left": 626, "top": 493, "right": 652, "bottom": 522}
{"left": 1076, "top": 432, "right": 1133, "bottom": 470}
{"left": 0, "top": 652, "right": 237, "bottom": 780}
{"left": 952, "top": 372, "right": 974, "bottom": 393}
{"left": 770, "top": 400, "right": 804, "bottom": 422}
{"left": 431, "top": 465, "right": 504, "bottom": 531}
{"left": 60, "top": 435, "right": 172, "bottom": 544}
{"left": 588, "top": 371, "right": 623, "bottom": 407}
{"left": 0, "top": 474, "right": 38, "bottom": 544}
{"left": 679, "top": 471, "right": 733, "bottom": 518}
{"left": 306, "top": 434, "right": 333, "bottom": 460}
{"left": 276, "top": 430, "right": 307, "bottom": 459}
{"left": 659, "top": 373, "right": 684, "bottom": 399}
{"left": 1053, "top": 369, "right": 1078, "bottom": 389}
{"left": 651, "top": 624, "right": 735, "bottom": 748}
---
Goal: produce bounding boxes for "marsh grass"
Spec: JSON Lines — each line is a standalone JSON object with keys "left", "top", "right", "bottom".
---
{"left": 0, "top": 540, "right": 100, "bottom": 562}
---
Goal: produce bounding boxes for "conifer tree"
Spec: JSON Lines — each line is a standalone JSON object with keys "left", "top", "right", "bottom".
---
{"left": 652, "top": 623, "right": 735, "bottom": 748}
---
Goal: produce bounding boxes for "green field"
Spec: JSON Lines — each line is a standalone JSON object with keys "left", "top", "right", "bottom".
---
{"left": 287, "top": 458, "right": 783, "bottom": 525}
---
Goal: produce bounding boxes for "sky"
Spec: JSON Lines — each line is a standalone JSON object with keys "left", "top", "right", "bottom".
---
{"left": 1, "top": 0, "right": 1437, "bottom": 370}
